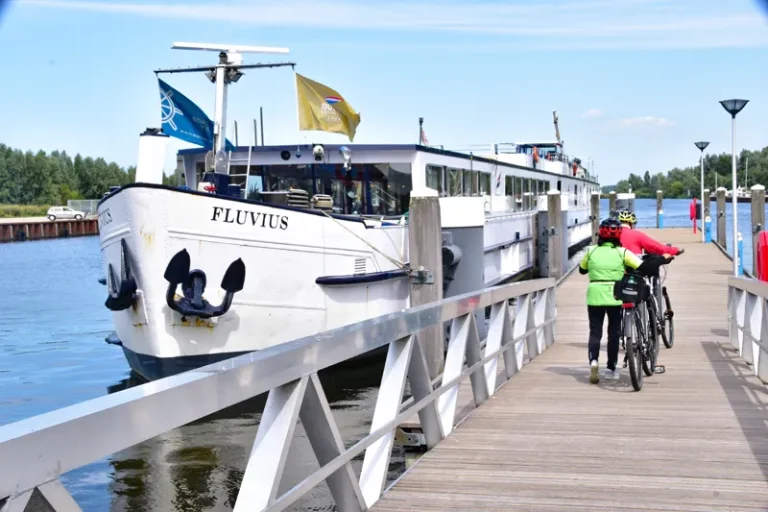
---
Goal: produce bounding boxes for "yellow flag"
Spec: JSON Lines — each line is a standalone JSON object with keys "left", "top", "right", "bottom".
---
{"left": 296, "top": 73, "right": 361, "bottom": 142}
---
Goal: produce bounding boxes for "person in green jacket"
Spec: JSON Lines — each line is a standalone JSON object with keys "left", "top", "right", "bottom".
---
{"left": 579, "top": 218, "right": 643, "bottom": 384}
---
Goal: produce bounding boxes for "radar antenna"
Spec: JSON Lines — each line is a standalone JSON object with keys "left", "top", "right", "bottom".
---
{"left": 154, "top": 42, "right": 296, "bottom": 170}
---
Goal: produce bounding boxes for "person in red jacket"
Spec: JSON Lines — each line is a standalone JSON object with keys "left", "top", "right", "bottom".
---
{"left": 617, "top": 210, "right": 683, "bottom": 256}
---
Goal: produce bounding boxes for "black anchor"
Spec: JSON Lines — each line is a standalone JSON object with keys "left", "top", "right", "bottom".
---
{"left": 163, "top": 249, "right": 246, "bottom": 319}
{"left": 105, "top": 238, "right": 138, "bottom": 311}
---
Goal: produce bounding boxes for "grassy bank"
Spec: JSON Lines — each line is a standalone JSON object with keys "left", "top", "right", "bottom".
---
{"left": 0, "top": 204, "right": 49, "bottom": 218}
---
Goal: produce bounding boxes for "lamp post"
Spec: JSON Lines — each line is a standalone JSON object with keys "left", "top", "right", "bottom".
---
{"left": 719, "top": 99, "right": 749, "bottom": 276}
{"left": 694, "top": 141, "right": 709, "bottom": 243}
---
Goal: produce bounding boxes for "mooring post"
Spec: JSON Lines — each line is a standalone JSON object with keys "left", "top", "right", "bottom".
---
{"left": 656, "top": 190, "right": 664, "bottom": 229}
{"left": 608, "top": 191, "right": 617, "bottom": 218}
{"left": 547, "top": 190, "right": 564, "bottom": 281}
{"left": 590, "top": 191, "right": 600, "bottom": 245}
{"left": 703, "top": 189, "right": 712, "bottom": 243}
{"left": 408, "top": 188, "right": 444, "bottom": 379}
{"left": 751, "top": 184, "right": 765, "bottom": 276}
{"left": 716, "top": 187, "right": 727, "bottom": 249}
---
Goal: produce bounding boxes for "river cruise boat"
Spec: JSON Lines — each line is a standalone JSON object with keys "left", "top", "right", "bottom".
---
{"left": 97, "top": 42, "right": 601, "bottom": 380}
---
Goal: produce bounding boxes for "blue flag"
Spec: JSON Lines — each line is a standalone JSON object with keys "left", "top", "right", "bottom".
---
{"left": 158, "top": 78, "right": 234, "bottom": 150}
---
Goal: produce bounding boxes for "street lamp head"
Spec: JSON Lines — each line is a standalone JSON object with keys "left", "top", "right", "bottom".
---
{"left": 719, "top": 99, "right": 749, "bottom": 118}
{"left": 694, "top": 141, "right": 709, "bottom": 152}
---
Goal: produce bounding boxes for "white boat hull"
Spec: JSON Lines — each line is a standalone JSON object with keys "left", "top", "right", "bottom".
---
{"left": 99, "top": 185, "right": 411, "bottom": 379}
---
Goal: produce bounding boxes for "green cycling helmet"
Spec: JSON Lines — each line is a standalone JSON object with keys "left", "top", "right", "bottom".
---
{"left": 618, "top": 210, "right": 636, "bottom": 225}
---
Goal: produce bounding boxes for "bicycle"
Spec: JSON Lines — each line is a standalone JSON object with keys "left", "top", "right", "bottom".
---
{"left": 618, "top": 254, "right": 674, "bottom": 391}
{"left": 656, "top": 245, "right": 683, "bottom": 349}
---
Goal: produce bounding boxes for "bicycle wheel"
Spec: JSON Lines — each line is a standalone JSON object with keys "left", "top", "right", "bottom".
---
{"left": 643, "top": 300, "right": 658, "bottom": 377}
{"left": 661, "top": 286, "right": 674, "bottom": 349}
{"left": 626, "top": 309, "right": 643, "bottom": 391}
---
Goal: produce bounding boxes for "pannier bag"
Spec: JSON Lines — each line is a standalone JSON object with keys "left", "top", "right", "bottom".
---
{"left": 613, "top": 270, "right": 648, "bottom": 304}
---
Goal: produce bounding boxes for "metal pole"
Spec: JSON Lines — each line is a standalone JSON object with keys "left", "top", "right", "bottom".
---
{"left": 234, "top": 120, "right": 239, "bottom": 147}
{"left": 260, "top": 107, "right": 265, "bottom": 146}
{"left": 253, "top": 118, "right": 258, "bottom": 147}
{"left": 700, "top": 153, "right": 705, "bottom": 243}
{"left": 731, "top": 115, "right": 738, "bottom": 276}
{"left": 418, "top": 117, "right": 424, "bottom": 144}
{"left": 213, "top": 65, "right": 228, "bottom": 155}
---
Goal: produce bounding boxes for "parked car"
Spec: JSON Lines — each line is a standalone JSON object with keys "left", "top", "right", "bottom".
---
{"left": 47, "top": 206, "right": 85, "bottom": 221}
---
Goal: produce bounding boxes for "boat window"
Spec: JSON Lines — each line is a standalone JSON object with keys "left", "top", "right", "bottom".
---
{"left": 523, "top": 178, "right": 532, "bottom": 210}
{"left": 447, "top": 168, "right": 462, "bottom": 196}
{"left": 479, "top": 172, "right": 491, "bottom": 196}
{"left": 463, "top": 170, "right": 476, "bottom": 196}
{"left": 505, "top": 176, "right": 514, "bottom": 210}
{"left": 368, "top": 163, "right": 412, "bottom": 216}
{"left": 426, "top": 165, "right": 444, "bottom": 195}
{"left": 515, "top": 177, "right": 523, "bottom": 211}
{"left": 259, "top": 164, "right": 315, "bottom": 196}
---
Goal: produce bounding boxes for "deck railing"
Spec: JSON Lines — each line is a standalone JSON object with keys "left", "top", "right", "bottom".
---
{"left": 727, "top": 276, "right": 768, "bottom": 383}
{"left": 0, "top": 278, "right": 557, "bottom": 512}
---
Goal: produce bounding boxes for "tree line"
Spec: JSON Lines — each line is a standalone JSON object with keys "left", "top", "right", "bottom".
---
{"left": 609, "top": 145, "right": 768, "bottom": 199}
{"left": 0, "top": 143, "right": 176, "bottom": 207}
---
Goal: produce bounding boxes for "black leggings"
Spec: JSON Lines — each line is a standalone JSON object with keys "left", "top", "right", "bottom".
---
{"left": 588, "top": 305, "right": 622, "bottom": 370}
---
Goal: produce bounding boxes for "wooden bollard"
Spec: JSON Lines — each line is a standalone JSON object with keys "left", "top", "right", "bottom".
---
{"left": 608, "top": 191, "right": 617, "bottom": 218}
{"left": 751, "top": 184, "right": 765, "bottom": 276}
{"left": 716, "top": 187, "right": 727, "bottom": 248}
{"left": 408, "top": 188, "right": 444, "bottom": 379}
{"left": 656, "top": 190, "right": 664, "bottom": 229}
{"left": 590, "top": 191, "right": 600, "bottom": 245}
{"left": 547, "top": 190, "right": 564, "bottom": 281}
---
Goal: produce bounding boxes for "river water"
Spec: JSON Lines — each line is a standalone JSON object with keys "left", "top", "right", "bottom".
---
{"left": 0, "top": 197, "right": 759, "bottom": 510}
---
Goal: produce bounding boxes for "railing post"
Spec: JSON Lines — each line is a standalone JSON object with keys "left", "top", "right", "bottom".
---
{"left": 408, "top": 188, "right": 444, "bottom": 379}
{"left": 751, "top": 184, "right": 765, "bottom": 276}
{"left": 590, "top": 191, "right": 600, "bottom": 244}
{"left": 656, "top": 190, "right": 664, "bottom": 229}
{"left": 546, "top": 190, "right": 563, "bottom": 281}
{"left": 703, "top": 188, "right": 712, "bottom": 243}
{"left": 716, "top": 187, "right": 727, "bottom": 249}
{"left": 608, "top": 191, "right": 617, "bottom": 218}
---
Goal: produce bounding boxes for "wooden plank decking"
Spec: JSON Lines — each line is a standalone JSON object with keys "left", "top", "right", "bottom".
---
{"left": 374, "top": 228, "right": 768, "bottom": 512}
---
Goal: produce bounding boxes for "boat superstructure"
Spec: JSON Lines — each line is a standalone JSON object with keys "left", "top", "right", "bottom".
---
{"left": 97, "top": 43, "right": 601, "bottom": 380}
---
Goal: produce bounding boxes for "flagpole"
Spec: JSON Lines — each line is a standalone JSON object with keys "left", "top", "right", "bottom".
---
{"left": 294, "top": 69, "right": 306, "bottom": 145}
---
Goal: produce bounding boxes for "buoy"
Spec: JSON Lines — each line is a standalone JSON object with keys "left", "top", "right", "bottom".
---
{"left": 757, "top": 231, "right": 768, "bottom": 281}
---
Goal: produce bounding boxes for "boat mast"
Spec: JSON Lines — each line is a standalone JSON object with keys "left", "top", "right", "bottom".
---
{"left": 155, "top": 42, "right": 295, "bottom": 173}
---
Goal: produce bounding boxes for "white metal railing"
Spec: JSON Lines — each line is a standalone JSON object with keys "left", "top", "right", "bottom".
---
{"left": 727, "top": 277, "right": 768, "bottom": 382}
{"left": 0, "top": 278, "right": 557, "bottom": 512}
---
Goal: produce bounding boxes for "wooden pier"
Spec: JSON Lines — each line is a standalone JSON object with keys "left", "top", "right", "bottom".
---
{"left": 0, "top": 217, "right": 99, "bottom": 243}
{"left": 373, "top": 228, "right": 768, "bottom": 511}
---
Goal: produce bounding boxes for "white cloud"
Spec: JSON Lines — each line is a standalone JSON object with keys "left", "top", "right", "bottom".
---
{"left": 16, "top": 0, "right": 768, "bottom": 49}
{"left": 582, "top": 109, "right": 603, "bottom": 119}
{"left": 620, "top": 116, "right": 675, "bottom": 127}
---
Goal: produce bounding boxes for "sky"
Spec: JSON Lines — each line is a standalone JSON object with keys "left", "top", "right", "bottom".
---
{"left": 1, "top": 0, "right": 767, "bottom": 186}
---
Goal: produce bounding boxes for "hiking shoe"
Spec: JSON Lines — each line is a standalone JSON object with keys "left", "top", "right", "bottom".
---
{"left": 589, "top": 360, "right": 599, "bottom": 384}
